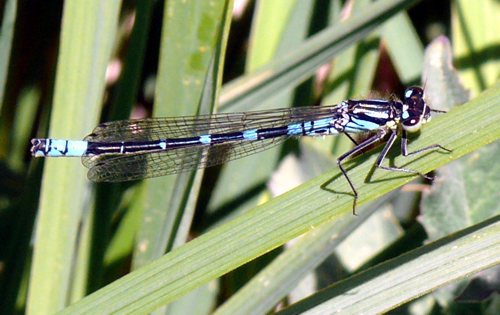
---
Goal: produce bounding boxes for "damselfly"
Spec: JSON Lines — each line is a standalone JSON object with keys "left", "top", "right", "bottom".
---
{"left": 31, "top": 86, "right": 450, "bottom": 213}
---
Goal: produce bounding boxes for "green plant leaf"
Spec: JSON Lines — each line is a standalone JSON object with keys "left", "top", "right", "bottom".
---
{"left": 27, "top": 2, "right": 121, "bottom": 313}
{"left": 213, "top": 193, "right": 394, "bottom": 315}
{"left": 245, "top": 0, "right": 297, "bottom": 70}
{"left": 452, "top": 0, "right": 500, "bottom": 95}
{"left": 421, "top": 143, "right": 500, "bottom": 239}
{"left": 277, "top": 215, "right": 500, "bottom": 314}
{"left": 382, "top": 12, "right": 424, "bottom": 84}
{"left": 0, "top": 0, "right": 16, "bottom": 111}
{"left": 132, "top": 0, "right": 233, "bottom": 270}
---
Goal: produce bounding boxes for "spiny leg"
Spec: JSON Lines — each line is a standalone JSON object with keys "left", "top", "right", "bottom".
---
{"left": 376, "top": 129, "right": 451, "bottom": 180}
{"left": 400, "top": 130, "right": 451, "bottom": 156}
{"left": 337, "top": 128, "right": 388, "bottom": 215}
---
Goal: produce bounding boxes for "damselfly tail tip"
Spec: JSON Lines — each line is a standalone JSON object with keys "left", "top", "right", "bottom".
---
{"left": 30, "top": 138, "right": 47, "bottom": 157}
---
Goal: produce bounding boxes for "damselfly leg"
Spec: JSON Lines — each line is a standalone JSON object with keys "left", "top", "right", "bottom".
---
{"left": 400, "top": 130, "right": 451, "bottom": 158}
{"left": 338, "top": 127, "right": 450, "bottom": 215}
{"left": 376, "top": 129, "right": 451, "bottom": 180}
{"left": 337, "top": 128, "right": 389, "bottom": 215}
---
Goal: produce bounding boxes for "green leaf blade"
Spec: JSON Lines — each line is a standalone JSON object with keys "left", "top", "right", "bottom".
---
{"left": 278, "top": 215, "right": 500, "bottom": 314}
{"left": 27, "top": 1, "right": 121, "bottom": 313}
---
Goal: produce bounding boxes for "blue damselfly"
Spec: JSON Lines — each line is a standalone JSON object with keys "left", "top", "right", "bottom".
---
{"left": 31, "top": 86, "right": 450, "bottom": 213}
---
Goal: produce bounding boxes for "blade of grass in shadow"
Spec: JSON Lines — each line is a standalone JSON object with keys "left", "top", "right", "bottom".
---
{"left": 452, "top": 0, "right": 499, "bottom": 95}
{"left": 219, "top": 0, "right": 419, "bottom": 112}
{"left": 132, "top": 0, "right": 233, "bottom": 270}
{"left": 85, "top": 2, "right": 156, "bottom": 294}
{"left": 277, "top": 215, "right": 500, "bottom": 315}
{"left": 108, "top": 2, "right": 154, "bottom": 121}
{"left": 322, "top": 0, "right": 381, "bottom": 158}
{"left": 59, "top": 83, "right": 500, "bottom": 314}
{"left": 381, "top": 12, "right": 424, "bottom": 84}
{"left": 27, "top": 2, "right": 120, "bottom": 313}
{"left": 0, "top": 160, "right": 44, "bottom": 314}
{"left": 8, "top": 87, "right": 40, "bottom": 171}
{"left": 104, "top": 184, "right": 146, "bottom": 270}
{"left": 0, "top": 0, "right": 16, "bottom": 112}
{"left": 338, "top": 0, "right": 381, "bottom": 97}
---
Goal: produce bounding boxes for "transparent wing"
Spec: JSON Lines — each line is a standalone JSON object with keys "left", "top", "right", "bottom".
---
{"left": 84, "top": 105, "right": 339, "bottom": 142}
{"left": 86, "top": 137, "right": 285, "bottom": 182}
{"left": 83, "top": 105, "right": 341, "bottom": 182}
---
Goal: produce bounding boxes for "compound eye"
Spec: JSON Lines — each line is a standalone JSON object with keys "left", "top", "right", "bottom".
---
{"left": 402, "top": 86, "right": 427, "bottom": 132}
{"left": 404, "top": 86, "right": 424, "bottom": 102}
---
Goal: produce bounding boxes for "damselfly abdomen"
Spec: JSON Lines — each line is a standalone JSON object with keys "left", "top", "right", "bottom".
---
{"left": 31, "top": 86, "right": 450, "bottom": 213}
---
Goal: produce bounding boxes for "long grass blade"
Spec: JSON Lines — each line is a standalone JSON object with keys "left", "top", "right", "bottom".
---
{"left": 27, "top": 2, "right": 120, "bottom": 313}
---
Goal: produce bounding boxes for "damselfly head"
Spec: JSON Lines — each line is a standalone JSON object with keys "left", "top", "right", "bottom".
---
{"left": 400, "top": 86, "right": 431, "bottom": 132}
